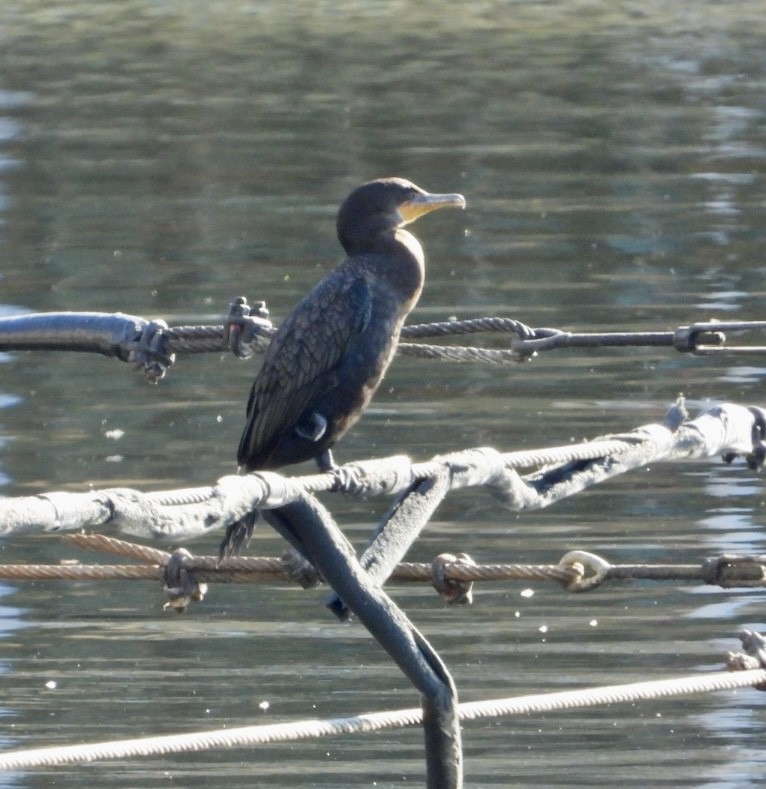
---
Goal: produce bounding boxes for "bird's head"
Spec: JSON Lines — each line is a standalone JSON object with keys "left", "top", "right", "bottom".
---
{"left": 337, "top": 177, "right": 466, "bottom": 255}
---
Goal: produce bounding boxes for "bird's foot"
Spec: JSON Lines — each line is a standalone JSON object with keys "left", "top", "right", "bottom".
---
{"left": 314, "top": 449, "right": 362, "bottom": 493}
{"left": 315, "top": 448, "right": 338, "bottom": 472}
{"left": 330, "top": 466, "right": 364, "bottom": 493}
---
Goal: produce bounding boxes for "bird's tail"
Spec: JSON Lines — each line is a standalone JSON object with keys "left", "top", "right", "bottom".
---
{"left": 218, "top": 510, "right": 259, "bottom": 562}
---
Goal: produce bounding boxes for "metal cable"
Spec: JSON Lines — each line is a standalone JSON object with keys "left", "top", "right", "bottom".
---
{"left": 401, "top": 317, "right": 534, "bottom": 338}
{"left": 0, "top": 668, "right": 762, "bottom": 771}
{"left": 0, "top": 536, "right": 761, "bottom": 594}
{"left": 1, "top": 314, "right": 764, "bottom": 380}
{"left": 398, "top": 342, "right": 518, "bottom": 365}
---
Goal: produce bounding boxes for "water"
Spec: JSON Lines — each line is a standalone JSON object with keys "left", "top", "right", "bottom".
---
{"left": 1, "top": 1, "right": 766, "bottom": 786}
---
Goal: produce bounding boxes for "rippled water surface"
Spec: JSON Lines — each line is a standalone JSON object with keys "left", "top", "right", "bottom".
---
{"left": 1, "top": 1, "right": 766, "bottom": 786}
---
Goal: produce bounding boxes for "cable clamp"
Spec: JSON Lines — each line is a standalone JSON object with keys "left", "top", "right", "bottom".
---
{"left": 225, "top": 296, "right": 273, "bottom": 359}
{"left": 163, "top": 548, "right": 207, "bottom": 612}
{"left": 431, "top": 553, "right": 476, "bottom": 604}
{"left": 701, "top": 554, "right": 766, "bottom": 588}
{"left": 127, "top": 319, "right": 175, "bottom": 382}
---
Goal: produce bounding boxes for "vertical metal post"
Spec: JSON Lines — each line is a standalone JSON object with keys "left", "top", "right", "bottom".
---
{"left": 262, "top": 492, "right": 462, "bottom": 788}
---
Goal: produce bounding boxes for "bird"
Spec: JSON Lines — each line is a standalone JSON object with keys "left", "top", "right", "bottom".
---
{"left": 221, "top": 177, "right": 465, "bottom": 557}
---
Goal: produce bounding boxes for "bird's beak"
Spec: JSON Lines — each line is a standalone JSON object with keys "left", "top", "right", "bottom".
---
{"left": 398, "top": 191, "right": 466, "bottom": 225}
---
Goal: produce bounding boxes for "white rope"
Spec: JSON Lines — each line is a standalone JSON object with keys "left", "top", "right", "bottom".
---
{"left": 0, "top": 399, "right": 761, "bottom": 542}
{"left": 0, "top": 669, "right": 763, "bottom": 771}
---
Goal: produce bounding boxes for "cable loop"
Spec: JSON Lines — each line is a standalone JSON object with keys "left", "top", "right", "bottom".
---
{"left": 559, "top": 550, "right": 611, "bottom": 592}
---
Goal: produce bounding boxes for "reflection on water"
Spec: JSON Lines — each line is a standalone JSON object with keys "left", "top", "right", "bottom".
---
{"left": 1, "top": 0, "right": 766, "bottom": 786}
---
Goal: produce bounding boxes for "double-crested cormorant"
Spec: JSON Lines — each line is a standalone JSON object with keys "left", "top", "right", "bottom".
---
{"left": 237, "top": 177, "right": 466, "bottom": 473}
{"left": 221, "top": 178, "right": 464, "bottom": 559}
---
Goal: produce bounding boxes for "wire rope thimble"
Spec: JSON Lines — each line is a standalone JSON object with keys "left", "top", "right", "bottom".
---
{"left": 162, "top": 547, "right": 207, "bottom": 613}
{"left": 430, "top": 552, "right": 476, "bottom": 605}
{"left": 558, "top": 550, "right": 611, "bottom": 592}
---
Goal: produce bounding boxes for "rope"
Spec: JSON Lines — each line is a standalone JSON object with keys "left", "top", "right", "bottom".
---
{"left": 282, "top": 437, "right": 640, "bottom": 501}
{"left": 397, "top": 342, "right": 519, "bottom": 365}
{"left": 500, "top": 438, "right": 637, "bottom": 470}
{"left": 160, "top": 317, "right": 766, "bottom": 365}
{"left": 0, "top": 668, "right": 762, "bottom": 770}
{"left": 27, "top": 435, "right": 638, "bottom": 524}
{"left": 0, "top": 564, "right": 160, "bottom": 581}
{"left": 1, "top": 310, "right": 764, "bottom": 382}
{"left": 1, "top": 537, "right": 762, "bottom": 599}
{"left": 0, "top": 400, "right": 761, "bottom": 551}
{"left": 401, "top": 316, "right": 535, "bottom": 338}
{"left": 164, "top": 325, "right": 246, "bottom": 354}
{"left": 146, "top": 487, "right": 216, "bottom": 507}
{"left": 69, "top": 534, "right": 169, "bottom": 564}
{"left": 399, "top": 317, "right": 766, "bottom": 357}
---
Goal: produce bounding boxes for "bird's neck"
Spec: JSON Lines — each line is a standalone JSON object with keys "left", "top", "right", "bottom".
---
{"left": 355, "top": 226, "right": 423, "bottom": 265}
{"left": 393, "top": 227, "right": 425, "bottom": 268}
{"left": 371, "top": 228, "right": 425, "bottom": 303}
{"left": 341, "top": 227, "right": 425, "bottom": 300}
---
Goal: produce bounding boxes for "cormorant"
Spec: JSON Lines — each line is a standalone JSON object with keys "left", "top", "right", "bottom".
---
{"left": 238, "top": 177, "right": 466, "bottom": 472}
{"left": 221, "top": 178, "right": 465, "bottom": 558}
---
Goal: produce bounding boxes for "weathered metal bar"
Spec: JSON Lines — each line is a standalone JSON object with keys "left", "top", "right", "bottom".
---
{"left": 0, "top": 312, "right": 149, "bottom": 358}
{"left": 263, "top": 493, "right": 462, "bottom": 789}
{"left": 327, "top": 465, "right": 452, "bottom": 620}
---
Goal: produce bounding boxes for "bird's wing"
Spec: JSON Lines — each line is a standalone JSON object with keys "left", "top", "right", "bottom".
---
{"left": 238, "top": 264, "right": 373, "bottom": 467}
